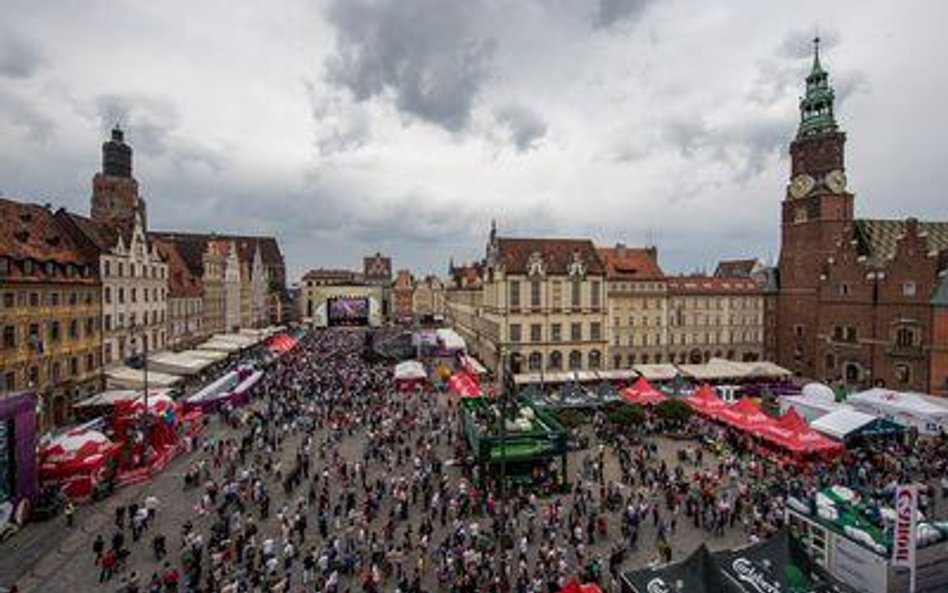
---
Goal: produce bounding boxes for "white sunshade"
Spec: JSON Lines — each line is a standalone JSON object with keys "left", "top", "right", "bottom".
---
{"left": 513, "top": 373, "right": 544, "bottom": 385}
{"left": 574, "top": 370, "right": 600, "bottom": 383}
{"left": 147, "top": 351, "right": 213, "bottom": 376}
{"left": 105, "top": 366, "right": 183, "bottom": 389}
{"left": 810, "top": 407, "right": 877, "bottom": 441}
{"left": 198, "top": 339, "right": 244, "bottom": 353}
{"left": 435, "top": 328, "right": 466, "bottom": 351}
{"left": 212, "top": 333, "right": 257, "bottom": 346}
{"left": 73, "top": 388, "right": 173, "bottom": 408}
{"left": 633, "top": 364, "right": 679, "bottom": 381}
{"left": 183, "top": 349, "right": 228, "bottom": 362}
{"left": 595, "top": 369, "right": 638, "bottom": 381}
{"left": 394, "top": 360, "right": 427, "bottom": 381}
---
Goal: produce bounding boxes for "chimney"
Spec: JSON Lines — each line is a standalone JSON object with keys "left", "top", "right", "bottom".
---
{"left": 616, "top": 242, "right": 627, "bottom": 258}
{"left": 645, "top": 245, "right": 658, "bottom": 263}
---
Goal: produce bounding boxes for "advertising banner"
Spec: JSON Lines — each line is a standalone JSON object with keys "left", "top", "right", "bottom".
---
{"left": 892, "top": 484, "right": 917, "bottom": 591}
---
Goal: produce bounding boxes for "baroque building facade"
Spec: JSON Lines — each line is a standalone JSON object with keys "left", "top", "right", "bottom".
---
{"left": 775, "top": 40, "right": 948, "bottom": 395}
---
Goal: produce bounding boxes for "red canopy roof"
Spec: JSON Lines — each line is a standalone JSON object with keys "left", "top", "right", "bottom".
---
{"left": 559, "top": 579, "right": 603, "bottom": 593}
{"left": 448, "top": 370, "right": 481, "bottom": 398}
{"left": 716, "top": 397, "right": 774, "bottom": 431}
{"left": 758, "top": 409, "right": 844, "bottom": 458}
{"left": 685, "top": 383, "right": 726, "bottom": 415}
{"left": 621, "top": 376, "right": 667, "bottom": 406}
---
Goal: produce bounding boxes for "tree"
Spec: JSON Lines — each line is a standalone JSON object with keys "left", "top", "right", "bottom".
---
{"left": 655, "top": 399, "right": 693, "bottom": 427}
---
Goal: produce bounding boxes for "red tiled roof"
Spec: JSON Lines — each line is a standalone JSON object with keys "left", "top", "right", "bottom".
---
{"left": 496, "top": 237, "right": 605, "bottom": 275}
{"left": 597, "top": 245, "right": 664, "bottom": 280}
{"left": 155, "top": 239, "right": 203, "bottom": 298}
{"left": 667, "top": 276, "right": 761, "bottom": 294}
{"left": 149, "top": 231, "right": 284, "bottom": 269}
{"left": 0, "top": 198, "right": 97, "bottom": 267}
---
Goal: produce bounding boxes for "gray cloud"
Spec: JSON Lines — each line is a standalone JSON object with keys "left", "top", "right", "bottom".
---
{"left": 494, "top": 104, "right": 547, "bottom": 152}
{"left": 324, "top": 0, "right": 495, "bottom": 132}
{"left": 0, "top": 31, "right": 45, "bottom": 78}
{"left": 593, "top": 0, "right": 654, "bottom": 29}
{"left": 95, "top": 94, "right": 179, "bottom": 157}
{"left": 777, "top": 29, "right": 840, "bottom": 60}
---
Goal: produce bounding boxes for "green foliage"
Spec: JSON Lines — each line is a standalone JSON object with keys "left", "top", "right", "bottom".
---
{"left": 552, "top": 408, "right": 588, "bottom": 429}
{"left": 655, "top": 398, "right": 693, "bottom": 426}
{"left": 605, "top": 403, "right": 644, "bottom": 427}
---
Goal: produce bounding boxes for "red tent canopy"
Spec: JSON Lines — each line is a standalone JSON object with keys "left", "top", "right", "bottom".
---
{"left": 38, "top": 427, "right": 120, "bottom": 500}
{"left": 448, "top": 370, "right": 481, "bottom": 398}
{"left": 621, "top": 376, "right": 667, "bottom": 406}
{"left": 267, "top": 333, "right": 297, "bottom": 354}
{"left": 558, "top": 579, "right": 603, "bottom": 593}
{"left": 716, "top": 397, "right": 774, "bottom": 431}
{"left": 758, "top": 408, "right": 844, "bottom": 458}
{"left": 685, "top": 383, "right": 726, "bottom": 416}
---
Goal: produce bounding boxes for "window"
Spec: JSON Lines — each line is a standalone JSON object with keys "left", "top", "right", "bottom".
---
{"left": 104, "top": 261, "right": 110, "bottom": 277}
{"left": 571, "top": 280, "right": 582, "bottom": 308}
{"left": 825, "top": 352, "right": 836, "bottom": 370}
{"left": 528, "top": 352, "right": 542, "bottom": 371}
{"left": 86, "top": 353, "right": 94, "bottom": 371}
{"left": 568, "top": 350, "right": 582, "bottom": 370}
{"left": 69, "top": 319, "right": 79, "bottom": 339}
{"left": 118, "top": 262, "right": 124, "bottom": 277}
{"left": 530, "top": 281, "right": 541, "bottom": 308}
{"left": 895, "top": 364, "right": 911, "bottom": 385}
{"left": 590, "top": 322, "right": 602, "bottom": 341}
{"left": 794, "top": 325, "right": 804, "bottom": 338}
{"left": 3, "top": 371, "right": 14, "bottom": 391}
{"left": 509, "top": 323, "right": 522, "bottom": 343}
{"left": 588, "top": 350, "right": 602, "bottom": 369}
{"left": 551, "top": 281, "right": 562, "bottom": 311}
{"left": 902, "top": 282, "right": 916, "bottom": 297}
{"left": 895, "top": 327, "right": 916, "bottom": 348}
{"left": 551, "top": 323, "right": 562, "bottom": 342}
{"left": 28, "top": 366, "right": 39, "bottom": 386}
{"left": 118, "top": 287, "right": 125, "bottom": 304}
{"left": 49, "top": 292, "right": 59, "bottom": 307}
{"left": 530, "top": 324, "right": 542, "bottom": 342}
{"left": 570, "top": 323, "right": 582, "bottom": 342}
{"left": 105, "top": 315, "right": 112, "bottom": 331}
{"left": 832, "top": 325, "right": 857, "bottom": 343}
{"left": 509, "top": 281, "right": 521, "bottom": 310}
{"left": 70, "top": 357, "right": 78, "bottom": 376}
{"left": 85, "top": 318, "right": 94, "bottom": 335}
{"left": 48, "top": 321, "right": 61, "bottom": 342}
{"left": 131, "top": 288, "right": 137, "bottom": 303}
{"left": 591, "top": 281, "right": 601, "bottom": 308}
{"left": 2, "top": 326, "right": 15, "bottom": 349}
{"left": 2, "top": 293, "right": 13, "bottom": 308}
{"left": 549, "top": 351, "right": 563, "bottom": 370}
{"left": 837, "top": 283, "right": 851, "bottom": 296}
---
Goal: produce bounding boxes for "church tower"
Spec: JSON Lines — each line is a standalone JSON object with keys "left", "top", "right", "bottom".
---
{"left": 91, "top": 126, "right": 147, "bottom": 231}
{"left": 777, "top": 38, "right": 854, "bottom": 376}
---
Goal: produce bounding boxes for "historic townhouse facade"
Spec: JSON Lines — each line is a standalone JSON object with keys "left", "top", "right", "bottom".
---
{"left": 0, "top": 199, "right": 103, "bottom": 428}
{"left": 201, "top": 240, "right": 227, "bottom": 335}
{"left": 155, "top": 239, "right": 204, "bottom": 349}
{"left": 478, "top": 226, "right": 608, "bottom": 375}
{"left": 597, "top": 244, "right": 668, "bottom": 369}
{"left": 776, "top": 40, "right": 948, "bottom": 395}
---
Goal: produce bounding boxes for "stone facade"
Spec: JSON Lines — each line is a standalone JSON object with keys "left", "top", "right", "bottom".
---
{"left": 392, "top": 269, "right": 414, "bottom": 322}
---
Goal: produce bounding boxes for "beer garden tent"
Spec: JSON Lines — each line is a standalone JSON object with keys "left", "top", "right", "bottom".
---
{"left": 846, "top": 387, "right": 948, "bottom": 436}
{"left": 624, "top": 544, "right": 734, "bottom": 593}
{"left": 105, "top": 366, "right": 183, "bottom": 389}
{"left": 621, "top": 377, "right": 667, "bottom": 406}
{"left": 715, "top": 397, "right": 774, "bottom": 431}
{"left": 686, "top": 384, "right": 728, "bottom": 416}
{"left": 809, "top": 408, "right": 904, "bottom": 444}
{"left": 715, "top": 528, "right": 858, "bottom": 593}
{"left": 756, "top": 408, "right": 845, "bottom": 459}
{"left": 38, "top": 427, "right": 120, "bottom": 500}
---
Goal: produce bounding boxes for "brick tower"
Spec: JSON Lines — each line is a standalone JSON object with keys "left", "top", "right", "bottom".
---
{"left": 91, "top": 126, "right": 146, "bottom": 231}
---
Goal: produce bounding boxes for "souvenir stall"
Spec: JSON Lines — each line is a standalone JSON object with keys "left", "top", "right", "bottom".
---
{"left": 37, "top": 427, "right": 119, "bottom": 501}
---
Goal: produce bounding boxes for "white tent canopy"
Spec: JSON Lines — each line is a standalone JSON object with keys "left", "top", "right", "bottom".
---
{"left": 633, "top": 364, "right": 679, "bottom": 381}
{"left": 595, "top": 369, "right": 637, "bottom": 381}
{"left": 197, "top": 339, "right": 244, "bottom": 353}
{"left": 105, "top": 366, "right": 183, "bottom": 389}
{"left": 183, "top": 349, "right": 228, "bottom": 362}
{"left": 810, "top": 408, "right": 878, "bottom": 441}
{"left": 459, "top": 353, "right": 488, "bottom": 375}
{"left": 147, "top": 351, "right": 214, "bottom": 376}
{"left": 212, "top": 333, "right": 256, "bottom": 347}
{"left": 394, "top": 360, "right": 427, "bottom": 381}
{"left": 435, "top": 328, "right": 466, "bottom": 352}
{"left": 847, "top": 388, "right": 948, "bottom": 436}
{"left": 779, "top": 390, "right": 843, "bottom": 423}
{"left": 74, "top": 388, "right": 173, "bottom": 409}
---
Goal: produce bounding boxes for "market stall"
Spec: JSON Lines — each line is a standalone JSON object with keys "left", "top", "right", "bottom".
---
{"left": 847, "top": 388, "right": 948, "bottom": 435}
{"left": 104, "top": 366, "right": 184, "bottom": 390}
{"left": 809, "top": 408, "right": 903, "bottom": 445}
{"left": 685, "top": 383, "right": 727, "bottom": 417}
{"left": 620, "top": 376, "right": 667, "bottom": 406}
{"left": 624, "top": 544, "right": 728, "bottom": 593}
{"left": 37, "top": 427, "right": 119, "bottom": 501}
{"left": 715, "top": 397, "right": 774, "bottom": 432}
{"left": 184, "top": 366, "right": 263, "bottom": 413}
{"left": 394, "top": 360, "right": 427, "bottom": 392}
{"left": 756, "top": 408, "right": 845, "bottom": 460}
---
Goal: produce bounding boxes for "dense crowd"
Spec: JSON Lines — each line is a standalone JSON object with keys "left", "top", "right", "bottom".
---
{"left": 79, "top": 327, "right": 947, "bottom": 593}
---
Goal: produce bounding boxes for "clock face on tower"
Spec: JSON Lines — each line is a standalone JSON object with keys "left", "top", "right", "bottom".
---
{"left": 789, "top": 174, "right": 815, "bottom": 199}
{"left": 825, "top": 169, "right": 846, "bottom": 194}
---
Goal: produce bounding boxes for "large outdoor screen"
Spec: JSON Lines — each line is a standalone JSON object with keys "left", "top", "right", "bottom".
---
{"left": 328, "top": 297, "right": 369, "bottom": 326}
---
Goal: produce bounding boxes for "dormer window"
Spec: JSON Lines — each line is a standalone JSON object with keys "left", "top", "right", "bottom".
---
{"left": 526, "top": 251, "right": 546, "bottom": 278}
{"left": 568, "top": 250, "right": 586, "bottom": 278}
{"left": 902, "top": 281, "right": 916, "bottom": 297}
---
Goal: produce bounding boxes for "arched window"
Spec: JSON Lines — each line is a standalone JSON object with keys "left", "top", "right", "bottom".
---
{"left": 642, "top": 353, "right": 650, "bottom": 364}
{"left": 548, "top": 351, "right": 562, "bottom": 370}
{"left": 613, "top": 355, "right": 622, "bottom": 370}
{"left": 589, "top": 350, "right": 602, "bottom": 370}
{"left": 627, "top": 354, "right": 636, "bottom": 367}
{"left": 528, "top": 351, "right": 542, "bottom": 371}
{"left": 895, "top": 327, "right": 916, "bottom": 348}
{"left": 568, "top": 350, "right": 582, "bottom": 370}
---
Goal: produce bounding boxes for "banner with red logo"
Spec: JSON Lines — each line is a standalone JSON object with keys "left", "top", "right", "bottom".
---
{"left": 892, "top": 484, "right": 917, "bottom": 590}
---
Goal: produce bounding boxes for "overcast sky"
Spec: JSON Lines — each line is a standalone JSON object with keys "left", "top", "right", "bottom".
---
{"left": 1, "top": 0, "right": 946, "bottom": 280}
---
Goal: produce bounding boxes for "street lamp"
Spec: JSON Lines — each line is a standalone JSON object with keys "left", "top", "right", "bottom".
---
{"left": 131, "top": 323, "right": 150, "bottom": 466}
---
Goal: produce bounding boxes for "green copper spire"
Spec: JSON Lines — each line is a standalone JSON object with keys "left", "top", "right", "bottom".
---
{"left": 797, "top": 36, "right": 837, "bottom": 137}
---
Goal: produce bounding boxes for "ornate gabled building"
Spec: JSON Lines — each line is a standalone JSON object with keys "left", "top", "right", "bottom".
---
{"left": 474, "top": 223, "right": 608, "bottom": 375}
{"left": 0, "top": 199, "right": 103, "bottom": 427}
{"left": 154, "top": 239, "right": 204, "bottom": 349}
{"left": 59, "top": 127, "right": 168, "bottom": 369}
{"left": 776, "top": 39, "right": 948, "bottom": 395}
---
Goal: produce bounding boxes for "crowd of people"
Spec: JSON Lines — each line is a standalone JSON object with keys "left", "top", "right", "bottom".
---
{"left": 70, "top": 327, "right": 947, "bottom": 593}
